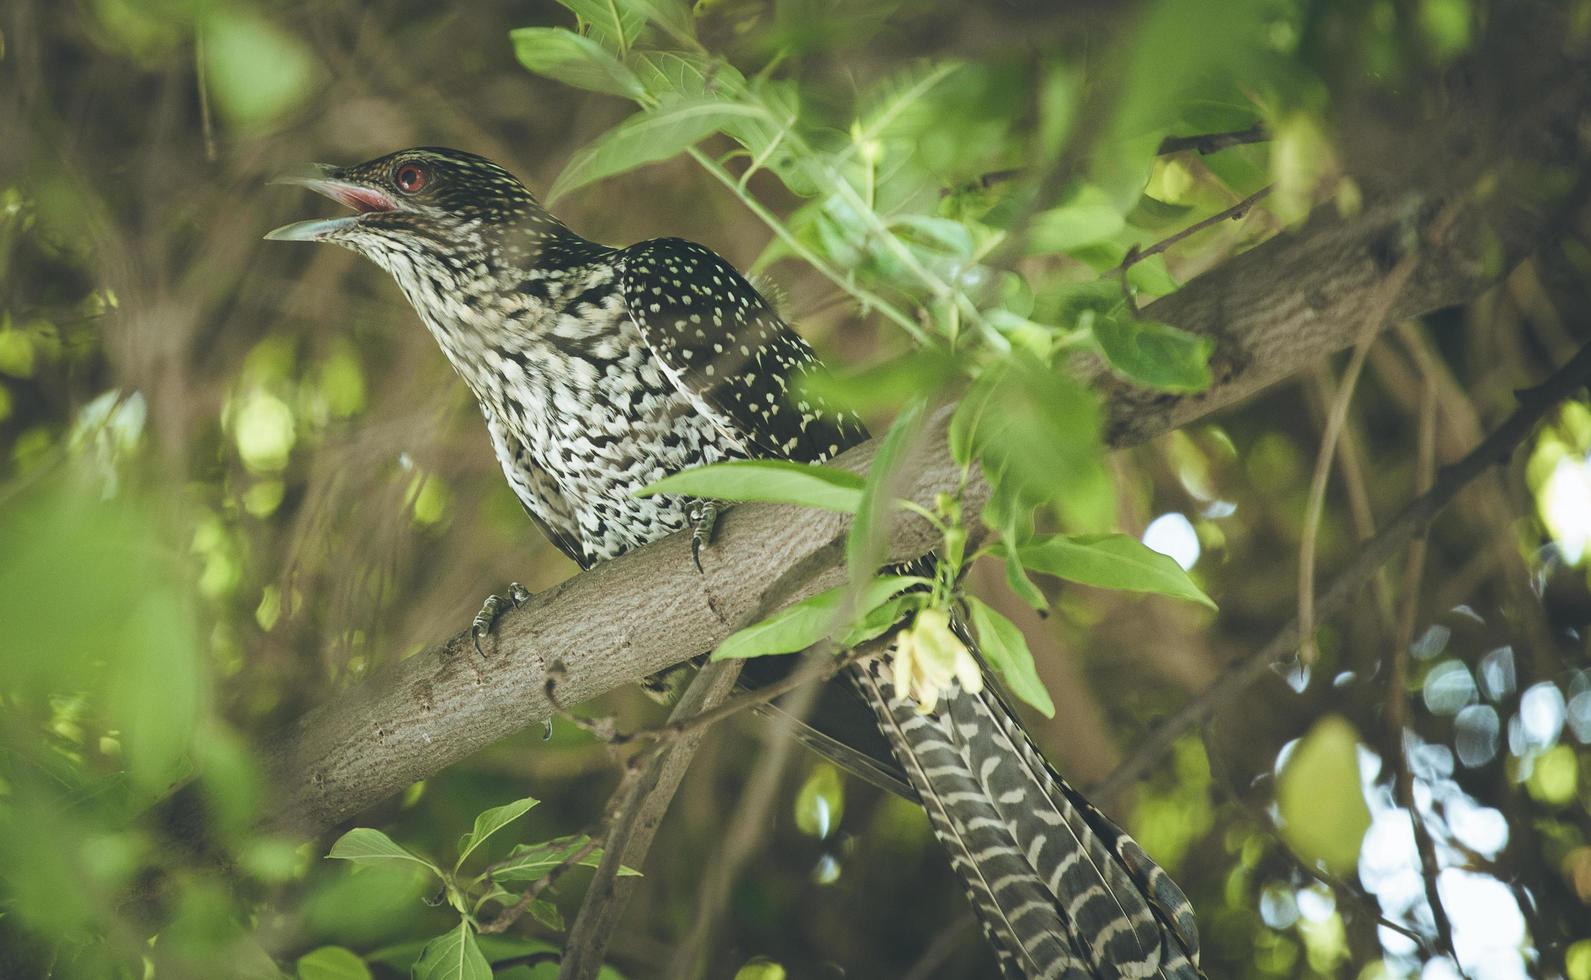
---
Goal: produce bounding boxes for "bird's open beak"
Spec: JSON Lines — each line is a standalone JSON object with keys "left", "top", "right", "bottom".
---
{"left": 265, "top": 164, "right": 400, "bottom": 242}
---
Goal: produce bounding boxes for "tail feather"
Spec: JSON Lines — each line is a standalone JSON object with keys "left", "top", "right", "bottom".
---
{"left": 850, "top": 650, "right": 1204, "bottom": 980}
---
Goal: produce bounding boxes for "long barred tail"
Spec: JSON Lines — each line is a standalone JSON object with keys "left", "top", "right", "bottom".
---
{"left": 850, "top": 651, "right": 1204, "bottom": 980}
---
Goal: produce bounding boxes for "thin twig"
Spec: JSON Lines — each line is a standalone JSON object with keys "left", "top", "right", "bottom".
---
{"left": 1383, "top": 369, "right": 1466, "bottom": 970}
{"left": 556, "top": 660, "right": 742, "bottom": 978}
{"left": 1297, "top": 210, "right": 1437, "bottom": 662}
{"left": 665, "top": 651, "right": 830, "bottom": 977}
{"left": 1156, "top": 123, "right": 1270, "bottom": 156}
{"left": 950, "top": 124, "right": 1271, "bottom": 196}
{"left": 1091, "top": 340, "right": 1591, "bottom": 804}
{"left": 478, "top": 827, "right": 606, "bottom": 935}
{"left": 194, "top": 30, "right": 217, "bottom": 163}
{"left": 1118, "top": 185, "right": 1272, "bottom": 275}
{"left": 618, "top": 643, "right": 879, "bottom": 749}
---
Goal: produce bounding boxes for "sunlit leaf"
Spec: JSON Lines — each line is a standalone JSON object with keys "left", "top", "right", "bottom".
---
{"left": 412, "top": 922, "right": 491, "bottom": 980}
{"left": 295, "top": 946, "right": 371, "bottom": 980}
{"left": 455, "top": 796, "right": 539, "bottom": 869}
{"left": 1275, "top": 715, "right": 1370, "bottom": 875}
{"left": 510, "top": 27, "right": 645, "bottom": 100}
{"left": 548, "top": 99, "right": 772, "bottom": 202}
{"left": 1092, "top": 316, "right": 1213, "bottom": 392}
{"left": 794, "top": 764, "right": 845, "bottom": 838}
{"left": 964, "top": 597, "right": 1054, "bottom": 717}
{"left": 638, "top": 459, "right": 863, "bottom": 513}
{"left": 711, "top": 575, "right": 928, "bottom": 661}
{"left": 203, "top": 12, "right": 318, "bottom": 127}
{"left": 1014, "top": 533, "right": 1215, "bottom": 609}
{"left": 327, "top": 828, "right": 440, "bottom": 876}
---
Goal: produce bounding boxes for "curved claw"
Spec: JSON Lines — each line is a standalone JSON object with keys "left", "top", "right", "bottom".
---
{"left": 688, "top": 501, "right": 721, "bottom": 574}
{"left": 471, "top": 586, "right": 529, "bottom": 659}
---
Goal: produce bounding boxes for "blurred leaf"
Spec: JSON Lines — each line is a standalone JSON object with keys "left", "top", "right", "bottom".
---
{"left": 1027, "top": 185, "right": 1126, "bottom": 254}
{"left": 327, "top": 828, "right": 440, "bottom": 876}
{"left": 619, "top": 0, "right": 696, "bottom": 44}
{"left": 557, "top": 0, "right": 647, "bottom": 55}
{"left": 492, "top": 835, "right": 639, "bottom": 882}
{"left": 548, "top": 99, "right": 772, "bottom": 202}
{"left": 1276, "top": 715, "right": 1370, "bottom": 875}
{"left": 638, "top": 459, "right": 863, "bottom": 513}
{"left": 1014, "top": 533, "right": 1216, "bottom": 609}
{"left": 734, "top": 958, "right": 787, "bottom": 980}
{"left": 797, "top": 350, "right": 959, "bottom": 416}
{"left": 455, "top": 796, "right": 539, "bottom": 870}
{"left": 711, "top": 575, "right": 928, "bottom": 660}
{"left": 1092, "top": 316, "right": 1213, "bottom": 392}
{"left": 1526, "top": 744, "right": 1579, "bottom": 807}
{"left": 296, "top": 946, "right": 370, "bottom": 980}
{"left": 976, "top": 358, "right": 1113, "bottom": 532}
{"left": 794, "top": 764, "right": 845, "bottom": 838}
{"left": 510, "top": 27, "right": 646, "bottom": 100}
{"left": 412, "top": 922, "right": 491, "bottom": 980}
{"left": 964, "top": 596, "right": 1054, "bottom": 717}
{"left": 203, "top": 13, "right": 318, "bottom": 127}
{"left": 849, "top": 400, "right": 926, "bottom": 587}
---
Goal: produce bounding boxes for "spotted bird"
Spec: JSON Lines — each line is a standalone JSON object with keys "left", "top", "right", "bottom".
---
{"left": 268, "top": 147, "right": 1203, "bottom": 979}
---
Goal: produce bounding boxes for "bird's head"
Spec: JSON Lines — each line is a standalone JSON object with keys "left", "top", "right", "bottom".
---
{"left": 266, "top": 147, "right": 564, "bottom": 264}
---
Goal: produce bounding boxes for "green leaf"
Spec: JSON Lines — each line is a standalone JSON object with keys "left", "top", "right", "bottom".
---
{"left": 948, "top": 374, "right": 997, "bottom": 470}
{"left": 619, "top": 0, "right": 695, "bottom": 45}
{"left": 555, "top": 0, "right": 646, "bottom": 55}
{"left": 510, "top": 27, "right": 645, "bottom": 100}
{"left": 1026, "top": 185, "right": 1127, "bottom": 254}
{"left": 455, "top": 796, "right": 539, "bottom": 870}
{"left": 796, "top": 350, "right": 959, "bottom": 416}
{"left": 528, "top": 898, "right": 566, "bottom": 932}
{"left": 1276, "top": 715, "right": 1371, "bottom": 875}
{"left": 1002, "top": 533, "right": 1048, "bottom": 612}
{"left": 203, "top": 12, "right": 318, "bottom": 127}
{"left": 1015, "top": 533, "right": 1216, "bottom": 609}
{"left": 412, "top": 922, "right": 492, "bottom": 980}
{"left": 637, "top": 460, "right": 863, "bottom": 513}
{"left": 849, "top": 400, "right": 927, "bottom": 587}
{"left": 711, "top": 575, "right": 928, "bottom": 661}
{"left": 492, "top": 835, "right": 639, "bottom": 882}
{"left": 837, "top": 591, "right": 923, "bottom": 648}
{"left": 326, "top": 828, "right": 440, "bottom": 876}
{"left": 963, "top": 597, "right": 1054, "bottom": 717}
{"left": 295, "top": 946, "right": 370, "bottom": 980}
{"left": 367, "top": 937, "right": 558, "bottom": 971}
{"left": 548, "top": 99, "right": 773, "bottom": 202}
{"left": 1092, "top": 316, "right": 1213, "bottom": 393}
{"left": 976, "top": 357, "right": 1113, "bottom": 532}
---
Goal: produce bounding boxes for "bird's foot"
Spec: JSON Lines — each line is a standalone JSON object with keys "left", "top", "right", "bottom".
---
{"left": 687, "top": 500, "right": 722, "bottom": 572}
{"left": 471, "top": 581, "right": 531, "bottom": 657}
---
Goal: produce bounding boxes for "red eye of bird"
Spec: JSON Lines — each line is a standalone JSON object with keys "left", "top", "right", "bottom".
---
{"left": 394, "top": 162, "right": 429, "bottom": 194}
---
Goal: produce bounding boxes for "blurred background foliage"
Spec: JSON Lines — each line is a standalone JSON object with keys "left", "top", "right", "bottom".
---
{"left": 1, "top": 0, "right": 1590, "bottom": 977}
